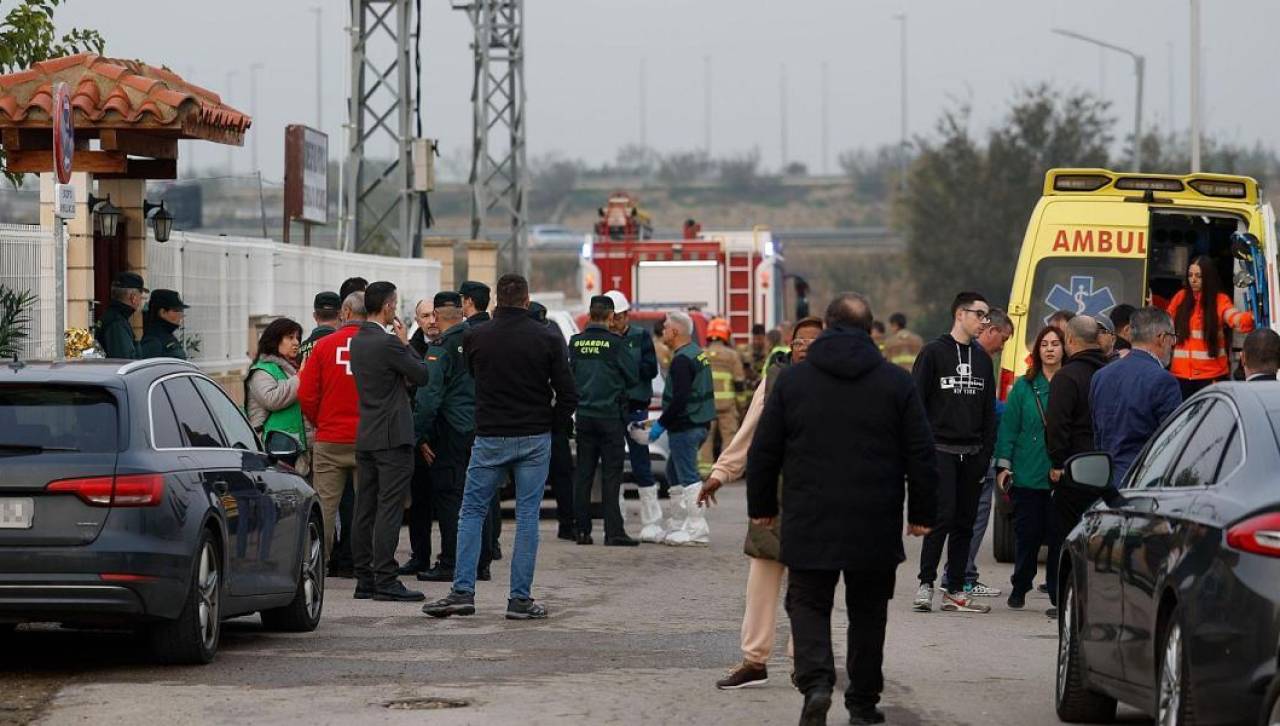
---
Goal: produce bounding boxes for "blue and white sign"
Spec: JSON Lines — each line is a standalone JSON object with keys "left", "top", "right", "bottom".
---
{"left": 1044, "top": 275, "right": 1117, "bottom": 324}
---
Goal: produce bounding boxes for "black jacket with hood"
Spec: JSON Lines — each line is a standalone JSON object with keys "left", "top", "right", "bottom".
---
{"left": 746, "top": 325, "right": 939, "bottom": 571}
{"left": 1046, "top": 347, "right": 1110, "bottom": 468}
{"left": 911, "top": 333, "right": 997, "bottom": 458}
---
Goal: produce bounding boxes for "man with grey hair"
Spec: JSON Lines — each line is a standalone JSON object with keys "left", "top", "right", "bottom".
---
{"left": 1042, "top": 314, "right": 1110, "bottom": 614}
{"left": 646, "top": 309, "right": 716, "bottom": 545}
{"left": 1090, "top": 306, "right": 1182, "bottom": 490}
{"left": 95, "top": 272, "right": 147, "bottom": 359}
{"left": 299, "top": 290, "right": 368, "bottom": 560}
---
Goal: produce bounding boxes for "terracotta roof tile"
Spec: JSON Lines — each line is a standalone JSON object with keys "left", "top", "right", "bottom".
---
{"left": 0, "top": 52, "right": 250, "bottom": 145}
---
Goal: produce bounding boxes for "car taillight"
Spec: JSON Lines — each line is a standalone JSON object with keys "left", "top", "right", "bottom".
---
{"left": 1226, "top": 512, "right": 1280, "bottom": 558}
{"left": 46, "top": 474, "right": 165, "bottom": 507}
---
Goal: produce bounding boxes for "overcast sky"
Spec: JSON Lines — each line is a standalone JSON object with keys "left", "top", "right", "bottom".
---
{"left": 60, "top": 0, "right": 1279, "bottom": 181}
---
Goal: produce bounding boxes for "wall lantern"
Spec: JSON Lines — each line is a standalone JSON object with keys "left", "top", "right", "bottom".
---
{"left": 87, "top": 194, "right": 121, "bottom": 238}
{"left": 144, "top": 200, "right": 174, "bottom": 243}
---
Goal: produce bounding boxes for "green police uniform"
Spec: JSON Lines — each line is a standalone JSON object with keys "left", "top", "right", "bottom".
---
{"left": 95, "top": 300, "right": 139, "bottom": 360}
{"left": 414, "top": 321, "right": 475, "bottom": 459}
{"left": 245, "top": 360, "right": 307, "bottom": 449}
{"left": 663, "top": 342, "right": 716, "bottom": 426}
{"left": 138, "top": 318, "right": 187, "bottom": 360}
{"left": 570, "top": 323, "right": 639, "bottom": 419}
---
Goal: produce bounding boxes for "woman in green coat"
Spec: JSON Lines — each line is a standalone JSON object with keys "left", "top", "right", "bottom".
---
{"left": 994, "top": 325, "right": 1064, "bottom": 610}
{"left": 245, "top": 318, "right": 310, "bottom": 474}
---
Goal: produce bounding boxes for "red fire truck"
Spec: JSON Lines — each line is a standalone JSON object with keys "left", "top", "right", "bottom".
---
{"left": 578, "top": 192, "right": 781, "bottom": 345}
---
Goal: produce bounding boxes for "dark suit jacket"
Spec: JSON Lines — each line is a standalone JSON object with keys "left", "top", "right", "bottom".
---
{"left": 350, "top": 321, "right": 430, "bottom": 451}
{"left": 1247, "top": 372, "right": 1278, "bottom": 382}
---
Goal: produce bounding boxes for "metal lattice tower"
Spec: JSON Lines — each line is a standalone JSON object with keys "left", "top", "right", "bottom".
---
{"left": 454, "top": 0, "right": 528, "bottom": 275}
{"left": 344, "top": 0, "right": 420, "bottom": 256}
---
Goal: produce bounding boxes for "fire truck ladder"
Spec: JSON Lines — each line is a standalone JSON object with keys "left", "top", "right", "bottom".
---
{"left": 725, "top": 247, "right": 754, "bottom": 345}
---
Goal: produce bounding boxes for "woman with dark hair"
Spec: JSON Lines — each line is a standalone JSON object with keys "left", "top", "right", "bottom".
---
{"left": 1167, "top": 255, "right": 1254, "bottom": 398}
{"left": 138, "top": 289, "right": 190, "bottom": 360}
{"left": 994, "top": 325, "right": 1064, "bottom": 610}
{"left": 245, "top": 317, "right": 309, "bottom": 471}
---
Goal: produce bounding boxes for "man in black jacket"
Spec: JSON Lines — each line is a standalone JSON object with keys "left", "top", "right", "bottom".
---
{"left": 461, "top": 279, "right": 502, "bottom": 558}
{"left": 748, "top": 292, "right": 937, "bottom": 726}
{"left": 349, "top": 281, "right": 430, "bottom": 602}
{"left": 1045, "top": 314, "right": 1109, "bottom": 612}
{"left": 422, "top": 274, "right": 578, "bottom": 621}
{"left": 910, "top": 291, "right": 997, "bottom": 614}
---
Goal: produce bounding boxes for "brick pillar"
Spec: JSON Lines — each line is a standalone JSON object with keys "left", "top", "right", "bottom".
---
{"left": 95, "top": 179, "right": 147, "bottom": 336}
{"left": 39, "top": 172, "right": 92, "bottom": 330}
{"left": 422, "top": 237, "right": 456, "bottom": 290}
{"left": 465, "top": 239, "right": 498, "bottom": 289}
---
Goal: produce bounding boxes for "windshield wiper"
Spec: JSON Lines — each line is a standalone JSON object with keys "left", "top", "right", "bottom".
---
{"left": 0, "top": 443, "right": 80, "bottom": 452}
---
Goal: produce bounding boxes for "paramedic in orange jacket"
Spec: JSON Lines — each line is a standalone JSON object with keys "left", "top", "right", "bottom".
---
{"left": 1166, "top": 255, "right": 1255, "bottom": 398}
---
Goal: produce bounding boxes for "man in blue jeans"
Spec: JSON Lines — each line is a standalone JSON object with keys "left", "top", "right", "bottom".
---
{"left": 422, "top": 274, "right": 578, "bottom": 620}
{"left": 647, "top": 310, "right": 715, "bottom": 546}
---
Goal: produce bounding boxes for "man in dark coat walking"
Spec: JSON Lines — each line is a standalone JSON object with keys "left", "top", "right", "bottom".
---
{"left": 747, "top": 292, "right": 938, "bottom": 726}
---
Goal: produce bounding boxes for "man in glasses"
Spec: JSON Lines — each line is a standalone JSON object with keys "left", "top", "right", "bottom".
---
{"left": 910, "top": 292, "right": 998, "bottom": 614}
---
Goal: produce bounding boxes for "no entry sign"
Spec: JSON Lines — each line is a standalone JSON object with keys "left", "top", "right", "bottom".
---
{"left": 51, "top": 81, "right": 73, "bottom": 184}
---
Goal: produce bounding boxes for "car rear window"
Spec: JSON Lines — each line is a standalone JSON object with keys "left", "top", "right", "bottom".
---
{"left": 0, "top": 385, "right": 119, "bottom": 453}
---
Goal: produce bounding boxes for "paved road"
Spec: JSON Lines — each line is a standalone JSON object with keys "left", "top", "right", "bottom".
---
{"left": 0, "top": 483, "right": 1148, "bottom": 725}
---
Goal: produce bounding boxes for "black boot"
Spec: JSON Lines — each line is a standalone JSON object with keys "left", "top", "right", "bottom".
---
{"left": 799, "top": 688, "right": 831, "bottom": 726}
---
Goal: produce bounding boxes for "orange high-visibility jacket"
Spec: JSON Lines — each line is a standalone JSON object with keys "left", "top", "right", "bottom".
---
{"left": 1166, "top": 290, "right": 1255, "bottom": 380}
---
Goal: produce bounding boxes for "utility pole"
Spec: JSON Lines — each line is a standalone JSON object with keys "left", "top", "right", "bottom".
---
{"left": 1190, "top": 0, "right": 1201, "bottom": 171}
{"left": 249, "top": 62, "right": 263, "bottom": 174}
{"left": 311, "top": 6, "right": 323, "bottom": 131}
{"left": 1167, "top": 40, "right": 1175, "bottom": 132}
{"left": 894, "top": 13, "right": 907, "bottom": 191}
{"left": 779, "top": 63, "right": 788, "bottom": 170}
{"left": 703, "top": 55, "right": 712, "bottom": 157}
{"left": 225, "top": 70, "right": 236, "bottom": 174}
{"left": 820, "top": 60, "right": 829, "bottom": 175}
{"left": 1052, "top": 28, "right": 1145, "bottom": 171}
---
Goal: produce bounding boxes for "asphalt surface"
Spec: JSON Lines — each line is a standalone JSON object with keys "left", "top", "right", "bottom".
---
{"left": 0, "top": 483, "right": 1152, "bottom": 725}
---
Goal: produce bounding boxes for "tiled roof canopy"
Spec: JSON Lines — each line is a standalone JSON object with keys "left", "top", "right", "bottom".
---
{"left": 0, "top": 53, "right": 250, "bottom": 145}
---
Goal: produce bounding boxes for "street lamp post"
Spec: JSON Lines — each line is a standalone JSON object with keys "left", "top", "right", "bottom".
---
{"left": 893, "top": 13, "right": 907, "bottom": 191}
{"left": 1052, "top": 28, "right": 1145, "bottom": 171}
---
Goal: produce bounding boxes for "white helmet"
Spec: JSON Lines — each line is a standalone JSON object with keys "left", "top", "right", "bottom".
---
{"left": 604, "top": 290, "right": 630, "bottom": 314}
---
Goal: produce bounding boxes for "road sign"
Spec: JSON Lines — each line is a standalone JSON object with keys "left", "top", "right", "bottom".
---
{"left": 51, "top": 82, "right": 73, "bottom": 185}
{"left": 54, "top": 183, "right": 75, "bottom": 219}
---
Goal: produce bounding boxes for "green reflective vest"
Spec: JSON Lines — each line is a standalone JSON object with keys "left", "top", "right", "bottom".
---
{"left": 663, "top": 342, "right": 715, "bottom": 425}
{"left": 246, "top": 360, "right": 307, "bottom": 450}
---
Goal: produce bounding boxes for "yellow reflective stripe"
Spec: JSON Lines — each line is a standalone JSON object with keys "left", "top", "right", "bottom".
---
{"left": 890, "top": 354, "right": 916, "bottom": 365}
{"left": 714, "top": 391, "right": 737, "bottom": 400}
{"left": 1172, "top": 349, "right": 1219, "bottom": 361}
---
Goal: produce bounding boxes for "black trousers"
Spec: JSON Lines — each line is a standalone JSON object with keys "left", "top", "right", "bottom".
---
{"left": 407, "top": 453, "right": 433, "bottom": 566}
{"left": 788, "top": 567, "right": 896, "bottom": 709}
{"left": 353, "top": 445, "right": 415, "bottom": 590}
{"left": 428, "top": 429, "right": 491, "bottom": 570}
{"left": 573, "top": 416, "right": 626, "bottom": 539}
{"left": 1010, "top": 487, "right": 1053, "bottom": 596}
{"left": 1046, "top": 486, "right": 1099, "bottom": 605}
{"left": 548, "top": 428, "right": 575, "bottom": 532}
{"left": 918, "top": 450, "right": 986, "bottom": 589}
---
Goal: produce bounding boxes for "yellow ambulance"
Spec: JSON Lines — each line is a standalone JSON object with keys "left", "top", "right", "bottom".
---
{"left": 999, "top": 168, "right": 1276, "bottom": 395}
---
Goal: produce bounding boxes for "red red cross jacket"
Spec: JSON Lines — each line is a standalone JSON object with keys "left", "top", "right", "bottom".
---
{"left": 298, "top": 322, "right": 362, "bottom": 444}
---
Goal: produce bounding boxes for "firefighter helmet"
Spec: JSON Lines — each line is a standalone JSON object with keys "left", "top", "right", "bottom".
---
{"left": 707, "top": 317, "right": 732, "bottom": 343}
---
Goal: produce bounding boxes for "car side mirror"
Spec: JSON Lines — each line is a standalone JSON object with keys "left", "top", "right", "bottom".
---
{"left": 264, "top": 430, "right": 301, "bottom": 467}
{"left": 1063, "top": 452, "right": 1112, "bottom": 492}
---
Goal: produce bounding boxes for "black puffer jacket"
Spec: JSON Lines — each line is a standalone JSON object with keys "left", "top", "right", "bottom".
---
{"left": 746, "top": 325, "right": 939, "bottom": 571}
{"left": 1045, "top": 347, "right": 1110, "bottom": 468}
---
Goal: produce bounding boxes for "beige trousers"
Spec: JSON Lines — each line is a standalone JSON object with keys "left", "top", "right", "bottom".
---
{"left": 311, "top": 440, "right": 358, "bottom": 556}
{"left": 741, "top": 556, "right": 793, "bottom": 665}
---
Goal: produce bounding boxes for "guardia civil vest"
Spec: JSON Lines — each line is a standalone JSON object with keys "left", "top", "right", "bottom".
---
{"left": 663, "top": 342, "right": 715, "bottom": 425}
{"left": 246, "top": 360, "right": 308, "bottom": 450}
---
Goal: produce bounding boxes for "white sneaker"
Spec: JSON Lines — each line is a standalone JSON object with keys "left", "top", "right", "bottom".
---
{"left": 913, "top": 582, "right": 935, "bottom": 612}
{"left": 941, "top": 589, "right": 992, "bottom": 613}
{"left": 665, "top": 482, "right": 710, "bottom": 546}
{"left": 967, "top": 581, "right": 1002, "bottom": 598}
{"left": 637, "top": 486, "right": 666, "bottom": 543}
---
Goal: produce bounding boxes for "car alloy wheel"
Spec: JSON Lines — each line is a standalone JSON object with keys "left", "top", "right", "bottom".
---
{"left": 1057, "top": 584, "right": 1073, "bottom": 703}
{"left": 302, "top": 520, "right": 324, "bottom": 622}
{"left": 197, "top": 541, "right": 220, "bottom": 651}
{"left": 1158, "top": 622, "right": 1182, "bottom": 726}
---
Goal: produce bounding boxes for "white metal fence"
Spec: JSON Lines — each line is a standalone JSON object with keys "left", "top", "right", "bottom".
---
{"left": 0, "top": 224, "right": 441, "bottom": 370}
{"left": 0, "top": 223, "right": 57, "bottom": 360}
{"left": 149, "top": 232, "right": 442, "bottom": 372}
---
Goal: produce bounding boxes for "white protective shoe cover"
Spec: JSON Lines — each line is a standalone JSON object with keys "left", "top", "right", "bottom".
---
{"left": 619, "top": 486, "right": 628, "bottom": 519}
{"left": 662, "top": 485, "right": 687, "bottom": 536}
{"left": 665, "top": 482, "right": 710, "bottom": 546}
{"left": 637, "top": 486, "right": 666, "bottom": 543}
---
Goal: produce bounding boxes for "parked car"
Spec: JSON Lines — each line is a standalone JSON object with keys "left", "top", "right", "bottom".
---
{"left": 1054, "top": 382, "right": 1280, "bottom": 725}
{"left": 0, "top": 358, "right": 325, "bottom": 664}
